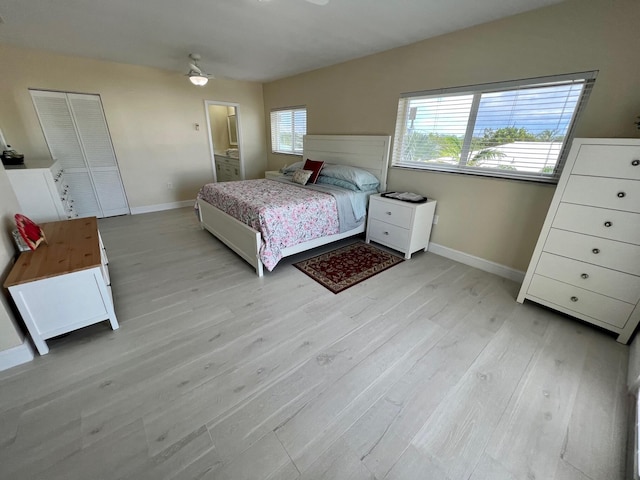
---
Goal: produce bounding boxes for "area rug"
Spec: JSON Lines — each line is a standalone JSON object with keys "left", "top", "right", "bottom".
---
{"left": 293, "top": 242, "right": 404, "bottom": 294}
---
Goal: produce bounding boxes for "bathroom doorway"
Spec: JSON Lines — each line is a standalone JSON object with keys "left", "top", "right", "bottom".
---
{"left": 204, "top": 100, "right": 243, "bottom": 182}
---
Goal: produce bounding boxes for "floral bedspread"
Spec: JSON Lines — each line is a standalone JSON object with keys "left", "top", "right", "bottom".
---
{"left": 196, "top": 179, "right": 339, "bottom": 271}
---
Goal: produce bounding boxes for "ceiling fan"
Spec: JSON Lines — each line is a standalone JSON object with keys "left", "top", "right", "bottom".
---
{"left": 186, "top": 53, "right": 214, "bottom": 86}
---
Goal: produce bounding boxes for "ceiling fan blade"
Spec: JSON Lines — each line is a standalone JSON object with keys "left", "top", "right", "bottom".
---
{"left": 305, "top": 0, "right": 329, "bottom": 4}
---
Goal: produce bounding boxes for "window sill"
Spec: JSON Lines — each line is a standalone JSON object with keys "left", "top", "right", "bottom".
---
{"left": 390, "top": 164, "right": 559, "bottom": 185}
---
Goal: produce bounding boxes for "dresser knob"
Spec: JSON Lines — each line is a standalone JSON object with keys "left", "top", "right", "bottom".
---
{"left": 581, "top": 273, "right": 589, "bottom": 279}
{"left": 604, "top": 221, "right": 612, "bottom": 227}
{"left": 383, "top": 231, "right": 389, "bottom": 235}
{"left": 385, "top": 211, "right": 392, "bottom": 215}
{"left": 632, "top": 159, "right": 640, "bottom": 166}
{"left": 592, "top": 248, "right": 600, "bottom": 254}
{"left": 617, "top": 191, "right": 626, "bottom": 198}
{"left": 570, "top": 296, "right": 579, "bottom": 302}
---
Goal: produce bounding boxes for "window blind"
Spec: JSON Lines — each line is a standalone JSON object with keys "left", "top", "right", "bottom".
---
{"left": 391, "top": 72, "right": 597, "bottom": 182}
{"left": 270, "top": 107, "right": 307, "bottom": 155}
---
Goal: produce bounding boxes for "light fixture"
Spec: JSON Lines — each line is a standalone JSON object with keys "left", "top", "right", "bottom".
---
{"left": 186, "top": 54, "right": 212, "bottom": 87}
{"left": 189, "top": 74, "right": 209, "bottom": 86}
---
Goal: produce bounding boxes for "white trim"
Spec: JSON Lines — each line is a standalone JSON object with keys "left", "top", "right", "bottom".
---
{"left": 0, "top": 339, "right": 34, "bottom": 372}
{"left": 130, "top": 200, "right": 194, "bottom": 215}
{"left": 428, "top": 242, "right": 525, "bottom": 283}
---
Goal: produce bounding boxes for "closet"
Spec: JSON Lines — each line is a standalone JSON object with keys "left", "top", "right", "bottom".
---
{"left": 30, "top": 90, "right": 129, "bottom": 218}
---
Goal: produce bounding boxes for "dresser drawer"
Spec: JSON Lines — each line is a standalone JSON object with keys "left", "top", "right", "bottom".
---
{"left": 563, "top": 176, "right": 640, "bottom": 213}
{"left": 367, "top": 218, "right": 410, "bottom": 251}
{"left": 543, "top": 228, "right": 640, "bottom": 276}
{"left": 535, "top": 252, "right": 640, "bottom": 304}
{"left": 553, "top": 203, "right": 640, "bottom": 245}
{"left": 571, "top": 144, "right": 640, "bottom": 179}
{"left": 368, "top": 198, "right": 413, "bottom": 228}
{"left": 528, "top": 275, "right": 635, "bottom": 329}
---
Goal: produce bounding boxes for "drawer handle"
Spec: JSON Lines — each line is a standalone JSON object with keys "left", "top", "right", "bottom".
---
{"left": 385, "top": 211, "right": 392, "bottom": 215}
{"left": 632, "top": 159, "right": 640, "bottom": 166}
{"left": 617, "top": 191, "right": 626, "bottom": 198}
{"left": 570, "top": 296, "right": 579, "bottom": 302}
{"left": 592, "top": 248, "right": 600, "bottom": 254}
{"left": 580, "top": 273, "right": 589, "bottom": 279}
{"left": 383, "top": 231, "right": 389, "bottom": 235}
{"left": 604, "top": 221, "right": 612, "bottom": 228}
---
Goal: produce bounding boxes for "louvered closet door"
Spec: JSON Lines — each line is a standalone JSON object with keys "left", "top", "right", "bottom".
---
{"left": 67, "top": 94, "right": 129, "bottom": 217}
{"left": 30, "top": 90, "right": 129, "bottom": 218}
{"left": 30, "top": 90, "right": 102, "bottom": 217}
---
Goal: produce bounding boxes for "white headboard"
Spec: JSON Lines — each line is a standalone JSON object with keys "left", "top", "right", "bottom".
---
{"left": 303, "top": 135, "right": 391, "bottom": 192}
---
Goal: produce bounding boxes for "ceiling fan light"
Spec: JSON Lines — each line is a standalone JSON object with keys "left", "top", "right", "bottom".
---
{"left": 189, "top": 75, "right": 208, "bottom": 86}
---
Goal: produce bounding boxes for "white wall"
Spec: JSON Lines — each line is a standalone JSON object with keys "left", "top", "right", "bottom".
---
{"left": 0, "top": 168, "right": 26, "bottom": 352}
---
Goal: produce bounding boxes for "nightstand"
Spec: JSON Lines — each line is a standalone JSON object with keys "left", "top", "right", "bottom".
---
{"left": 265, "top": 171, "right": 283, "bottom": 179}
{"left": 366, "top": 194, "right": 437, "bottom": 259}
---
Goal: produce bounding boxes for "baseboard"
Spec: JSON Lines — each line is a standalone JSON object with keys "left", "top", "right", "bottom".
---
{"left": 428, "top": 242, "right": 525, "bottom": 283}
{"left": 0, "top": 339, "right": 34, "bottom": 372}
{"left": 130, "top": 200, "right": 194, "bottom": 215}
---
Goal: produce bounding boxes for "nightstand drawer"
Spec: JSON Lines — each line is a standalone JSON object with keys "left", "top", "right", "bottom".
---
{"left": 536, "top": 252, "right": 640, "bottom": 304}
{"left": 528, "top": 275, "right": 634, "bottom": 328}
{"left": 543, "top": 228, "right": 640, "bottom": 276}
{"left": 367, "top": 219, "right": 410, "bottom": 250}
{"left": 368, "top": 199, "right": 413, "bottom": 228}
{"left": 553, "top": 203, "right": 640, "bottom": 245}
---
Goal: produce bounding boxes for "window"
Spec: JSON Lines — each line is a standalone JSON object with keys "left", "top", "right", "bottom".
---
{"left": 270, "top": 107, "right": 307, "bottom": 155}
{"left": 391, "top": 72, "right": 596, "bottom": 182}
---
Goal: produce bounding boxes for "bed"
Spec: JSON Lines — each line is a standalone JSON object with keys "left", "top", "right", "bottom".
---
{"left": 196, "top": 135, "right": 390, "bottom": 276}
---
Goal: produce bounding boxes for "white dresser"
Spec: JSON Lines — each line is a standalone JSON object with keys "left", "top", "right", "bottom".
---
{"left": 5, "top": 159, "right": 78, "bottom": 222}
{"left": 517, "top": 138, "right": 640, "bottom": 344}
{"left": 366, "top": 193, "right": 437, "bottom": 259}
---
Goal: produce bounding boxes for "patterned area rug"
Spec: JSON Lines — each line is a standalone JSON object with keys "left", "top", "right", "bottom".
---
{"left": 293, "top": 242, "right": 404, "bottom": 294}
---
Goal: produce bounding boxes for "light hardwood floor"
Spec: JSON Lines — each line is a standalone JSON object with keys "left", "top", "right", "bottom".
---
{"left": 0, "top": 207, "right": 630, "bottom": 480}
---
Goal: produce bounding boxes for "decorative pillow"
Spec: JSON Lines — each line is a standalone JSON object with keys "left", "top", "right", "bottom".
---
{"left": 303, "top": 159, "right": 325, "bottom": 184}
{"left": 291, "top": 169, "right": 313, "bottom": 185}
{"left": 319, "top": 164, "right": 380, "bottom": 190}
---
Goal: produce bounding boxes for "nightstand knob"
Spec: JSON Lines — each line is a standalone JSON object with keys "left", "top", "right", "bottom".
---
{"left": 632, "top": 159, "right": 640, "bottom": 166}
{"left": 617, "top": 191, "right": 626, "bottom": 198}
{"left": 570, "top": 296, "right": 579, "bottom": 302}
{"left": 604, "top": 221, "right": 612, "bottom": 227}
{"left": 385, "top": 211, "right": 392, "bottom": 215}
{"left": 592, "top": 248, "right": 600, "bottom": 254}
{"left": 581, "top": 273, "right": 589, "bottom": 279}
{"left": 383, "top": 231, "right": 389, "bottom": 235}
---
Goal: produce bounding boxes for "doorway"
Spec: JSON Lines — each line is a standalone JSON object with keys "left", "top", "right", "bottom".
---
{"left": 205, "top": 101, "right": 243, "bottom": 182}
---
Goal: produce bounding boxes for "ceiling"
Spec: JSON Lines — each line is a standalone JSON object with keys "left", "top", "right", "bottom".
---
{"left": 0, "top": 0, "right": 563, "bottom": 83}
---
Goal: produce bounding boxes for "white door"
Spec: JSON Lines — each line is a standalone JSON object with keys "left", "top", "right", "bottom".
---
{"left": 30, "top": 90, "right": 129, "bottom": 218}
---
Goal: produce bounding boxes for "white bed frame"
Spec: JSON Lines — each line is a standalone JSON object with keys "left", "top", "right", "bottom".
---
{"left": 197, "top": 134, "right": 391, "bottom": 276}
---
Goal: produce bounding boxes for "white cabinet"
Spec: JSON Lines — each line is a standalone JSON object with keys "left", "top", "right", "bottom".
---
{"left": 517, "top": 138, "right": 640, "bottom": 344}
{"left": 365, "top": 194, "right": 437, "bottom": 259}
{"left": 5, "top": 160, "right": 78, "bottom": 222}
{"left": 215, "top": 155, "right": 241, "bottom": 182}
{"left": 3, "top": 217, "right": 118, "bottom": 355}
